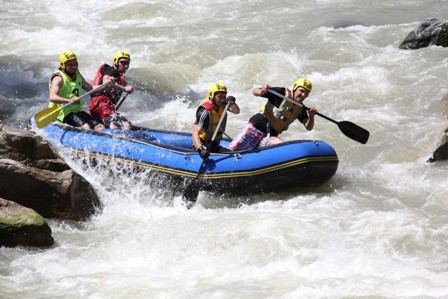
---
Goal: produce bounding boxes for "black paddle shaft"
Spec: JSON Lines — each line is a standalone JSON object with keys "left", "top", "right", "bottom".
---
{"left": 115, "top": 93, "right": 128, "bottom": 110}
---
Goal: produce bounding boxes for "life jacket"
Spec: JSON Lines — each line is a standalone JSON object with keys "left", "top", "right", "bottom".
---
{"left": 92, "top": 63, "right": 108, "bottom": 86}
{"left": 197, "top": 98, "right": 227, "bottom": 144}
{"left": 48, "top": 70, "right": 83, "bottom": 122}
{"left": 91, "top": 63, "right": 127, "bottom": 104}
{"left": 262, "top": 88, "right": 303, "bottom": 134}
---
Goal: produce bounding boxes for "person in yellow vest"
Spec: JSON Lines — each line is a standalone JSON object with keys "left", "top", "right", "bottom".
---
{"left": 229, "top": 77, "right": 317, "bottom": 150}
{"left": 49, "top": 50, "right": 105, "bottom": 131}
{"left": 192, "top": 82, "right": 240, "bottom": 160}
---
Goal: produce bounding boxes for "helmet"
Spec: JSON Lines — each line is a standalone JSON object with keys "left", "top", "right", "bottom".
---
{"left": 293, "top": 77, "right": 312, "bottom": 92}
{"left": 59, "top": 50, "right": 77, "bottom": 66}
{"left": 113, "top": 50, "right": 131, "bottom": 65}
{"left": 208, "top": 82, "right": 227, "bottom": 100}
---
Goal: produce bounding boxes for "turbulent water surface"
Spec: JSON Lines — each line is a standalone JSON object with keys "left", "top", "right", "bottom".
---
{"left": 1, "top": 0, "right": 448, "bottom": 298}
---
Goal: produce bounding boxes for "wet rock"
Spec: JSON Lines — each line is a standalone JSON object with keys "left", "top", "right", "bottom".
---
{"left": 427, "top": 94, "right": 448, "bottom": 162}
{"left": 0, "top": 125, "right": 102, "bottom": 220}
{"left": 0, "top": 198, "right": 54, "bottom": 247}
{"left": 399, "top": 18, "right": 448, "bottom": 49}
{"left": 427, "top": 125, "right": 448, "bottom": 163}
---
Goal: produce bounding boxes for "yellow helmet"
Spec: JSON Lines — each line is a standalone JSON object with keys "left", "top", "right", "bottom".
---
{"left": 293, "top": 77, "right": 312, "bottom": 92}
{"left": 113, "top": 50, "right": 131, "bottom": 65}
{"left": 208, "top": 82, "right": 227, "bottom": 100}
{"left": 59, "top": 50, "right": 77, "bottom": 66}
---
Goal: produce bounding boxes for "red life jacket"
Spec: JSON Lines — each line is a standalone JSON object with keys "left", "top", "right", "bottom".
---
{"left": 91, "top": 63, "right": 127, "bottom": 104}
{"left": 92, "top": 63, "right": 127, "bottom": 86}
{"left": 89, "top": 64, "right": 127, "bottom": 120}
{"left": 92, "top": 63, "right": 108, "bottom": 85}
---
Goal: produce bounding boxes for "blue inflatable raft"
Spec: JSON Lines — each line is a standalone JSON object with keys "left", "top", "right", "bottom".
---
{"left": 30, "top": 121, "right": 339, "bottom": 201}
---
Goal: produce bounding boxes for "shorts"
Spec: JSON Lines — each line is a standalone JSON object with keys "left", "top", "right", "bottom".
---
{"left": 228, "top": 122, "right": 265, "bottom": 151}
{"left": 63, "top": 111, "right": 102, "bottom": 129}
{"left": 89, "top": 95, "right": 116, "bottom": 120}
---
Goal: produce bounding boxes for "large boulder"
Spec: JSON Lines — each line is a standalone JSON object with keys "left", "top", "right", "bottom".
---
{"left": 0, "top": 198, "right": 54, "bottom": 247}
{"left": 399, "top": 18, "right": 448, "bottom": 49}
{"left": 0, "top": 125, "right": 102, "bottom": 220}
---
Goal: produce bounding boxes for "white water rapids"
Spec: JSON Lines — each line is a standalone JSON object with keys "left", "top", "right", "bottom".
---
{"left": 1, "top": 1, "right": 448, "bottom": 298}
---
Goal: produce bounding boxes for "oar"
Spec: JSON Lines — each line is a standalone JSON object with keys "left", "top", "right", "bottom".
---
{"left": 182, "top": 101, "right": 231, "bottom": 207}
{"left": 211, "top": 101, "right": 231, "bottom": 143}
{"left": 268, "top": 89, "right": 369, "bottom": 144}
{"left": 34, "top": 81, "right": 111, "bottom": 129}
{"left": 115, "top": 92, "right": 128, "bottom": 110}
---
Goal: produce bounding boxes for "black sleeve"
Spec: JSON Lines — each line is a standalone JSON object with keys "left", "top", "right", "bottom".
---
{"left": 261, "top": 87, "right": 285, "bottom": 107}
{"left": 195, "top": 106, "right": 209, "bottom": 128}
{"left": 102, "top": 66, "right": 119, "bottom": 79}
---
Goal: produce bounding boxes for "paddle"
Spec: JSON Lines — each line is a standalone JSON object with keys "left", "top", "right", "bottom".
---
{"left": 182, "top": 101, "right": 232, "bottom": 206}
{"left": 34, "top": 81, "right": 111, "bottom": 129}
{"left": 268, "top": 89, "right": 369, "bottom": 144}
{"left": 211, "top": 101, "right": 231, "bottom": 143}
{"left": 115, "top": 92, "right": 128, "bottom": 110}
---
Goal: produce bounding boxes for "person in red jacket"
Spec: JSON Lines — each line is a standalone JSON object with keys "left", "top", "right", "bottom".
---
{"left": 89, "top": 50, "right": 135, "bottom": 130}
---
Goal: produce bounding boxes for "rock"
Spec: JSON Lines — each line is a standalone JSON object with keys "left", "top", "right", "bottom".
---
{"left": 427, "top": 94, "right": 448, "bottom": 163}
{"left": 443, "top": 94, "right": 448, "bottom": 119}
{"left": 0, "top": 125, "right": 102, "bottom": 220}
{"left": 0, "top": 198, "right": 54, "bottom": 247}
{"left": 399, "top": 18, "right": 448, "bottom": 49}
{"left": 427, "top": 125, "right": 448, "bottom": 163}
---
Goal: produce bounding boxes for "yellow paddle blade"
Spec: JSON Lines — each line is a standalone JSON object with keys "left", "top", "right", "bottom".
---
{"left": 34, "top": 106, "right": 62, "bottom": 128}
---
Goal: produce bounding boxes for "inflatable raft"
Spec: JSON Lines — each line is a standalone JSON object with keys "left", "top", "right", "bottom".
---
{"left": 30, "top": 121, "right": 339, "bottom": 201}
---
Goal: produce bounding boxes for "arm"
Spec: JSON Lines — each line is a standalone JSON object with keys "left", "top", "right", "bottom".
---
{"left": 193, "top": 122, "right": 211, "bottom": 160}
{"left": 123, "top": 83, "right": 134, "bottom": 94}
{"left": 228, "top": 102, "right": 240, "bottom": 114}
{"left": 302, "top": 106, "right": 317, "bottom": 131}
{"left": 49, "top": 75, "right": 80, "bottom": 104}
{"left": 226, "top": 96, "right": 240, "bottom": 114}
{"left": 252, "top": 84, "right": 271, "bottom": 97}
{"left": 192, "top": 123, "right": 204, "bottom": 150}
{"left": 253, "top": 85, "right": 285, "bottom": 104}
{"left": 192, "top": 107, "right": 208, "bottom": 150}
{"left": 103, "top": 74, "right": 135, "bottom": 94}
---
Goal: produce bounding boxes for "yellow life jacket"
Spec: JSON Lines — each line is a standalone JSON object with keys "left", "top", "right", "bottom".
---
{"left": 48, "top": 70, "right": 83, "bottom": 122}
{"left": 262, "top": 88, "right": 303, "bottom": 133}
{"left": 197, "top": 98, "right": 226, "bottom": 144}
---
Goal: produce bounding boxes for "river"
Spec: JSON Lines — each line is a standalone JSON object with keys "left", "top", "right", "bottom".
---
{"left": 1, "top": 0, "right": 448, "bottom": 298}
